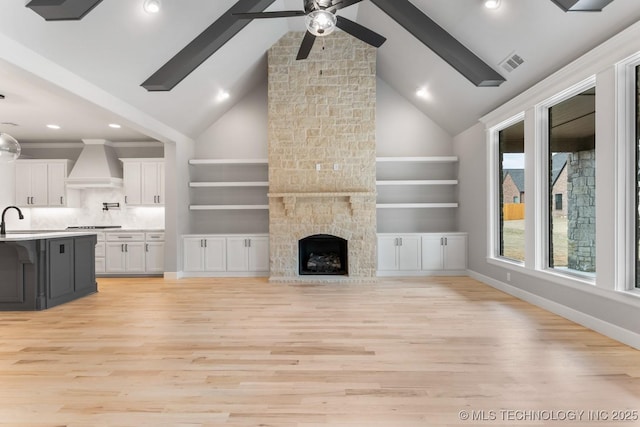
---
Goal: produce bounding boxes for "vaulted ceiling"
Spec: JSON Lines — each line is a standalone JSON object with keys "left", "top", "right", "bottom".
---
{"left": 1, "top": 0, "right": 639, "bottom": 144}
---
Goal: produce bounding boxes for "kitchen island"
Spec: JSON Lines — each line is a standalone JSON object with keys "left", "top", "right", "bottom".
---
{"left": 0, "top": 232, "right": 97, "bottom": 310}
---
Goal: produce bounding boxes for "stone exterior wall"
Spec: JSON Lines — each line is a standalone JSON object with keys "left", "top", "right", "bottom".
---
{"left": 567, "top": 149, "right": 596, "bottom": 272}
{"left": 267, "top": 32, "right": 377, "bottom": 281}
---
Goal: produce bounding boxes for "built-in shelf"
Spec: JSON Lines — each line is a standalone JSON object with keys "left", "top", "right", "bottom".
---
{"left": 190, "top": 205, "right": 269, "bottom": 211}
{"left": 376, "top": 156, "right": 458, "bottom": 163}
{"left": 190, "top": 182, "right": 269, "bottom": 188}
{"left": 376, "top": 180, "right": 458, "bottom": 186}
{"left": 189, "top": 159, "right": 268, "bottom": 165}
{"left": 376, "top": 203, "right": 459, "bottom": 209}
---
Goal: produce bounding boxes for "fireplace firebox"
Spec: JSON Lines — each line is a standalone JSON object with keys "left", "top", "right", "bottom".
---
{"left": 298, "top": 234, "right": 348, "bottom": 276}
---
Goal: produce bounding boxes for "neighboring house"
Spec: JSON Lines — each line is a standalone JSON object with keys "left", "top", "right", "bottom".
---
{"left": 502, "top": 169, "right": 525, "bottom": 204}
{"left": 551, "top": 153, "right": 569, "bottom": 217}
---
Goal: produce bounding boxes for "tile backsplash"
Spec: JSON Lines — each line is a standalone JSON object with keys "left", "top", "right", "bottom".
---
{"left": 25, "top": 188, "right": 164, "bottom": 230}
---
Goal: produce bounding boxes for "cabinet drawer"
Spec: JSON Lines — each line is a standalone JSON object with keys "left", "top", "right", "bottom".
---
{"left": 95, "top": 242, "right": 105, "bottom": 257}
{"left": 145, "top": 232, "right": 165, "bottom": 241}
{"left": 106, "top": 232, "right": 145, "bottom": 241}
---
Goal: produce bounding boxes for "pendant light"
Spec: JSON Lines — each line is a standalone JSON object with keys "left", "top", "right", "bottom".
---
{"left": 0, "top": 133, "right": 21, "bottom": 162}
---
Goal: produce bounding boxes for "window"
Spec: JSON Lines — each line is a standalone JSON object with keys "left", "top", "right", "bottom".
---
{"left": 555, "top": 193, "right": 563, "bottom": 211}
{"left": 548, "top": 87, "right": 596, "bottom": 275}
{"left": 498, "top": 120, "right": 525, "bottom": 262}
{"left": 636, "top": 65, "right": 640, "bottom": 288}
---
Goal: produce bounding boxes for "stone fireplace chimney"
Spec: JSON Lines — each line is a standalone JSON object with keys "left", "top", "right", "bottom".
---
{"left": 267, "top": 32, "right": 377, "bottom": 282}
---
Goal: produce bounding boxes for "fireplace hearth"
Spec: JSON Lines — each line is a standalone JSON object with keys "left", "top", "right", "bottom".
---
{"left": 299, "top": 234, "right": 348, "bottom": 276}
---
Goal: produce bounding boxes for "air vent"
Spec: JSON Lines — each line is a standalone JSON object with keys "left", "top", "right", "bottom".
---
{"left": 499, "top": 52, "right": 525, "bottom": 73}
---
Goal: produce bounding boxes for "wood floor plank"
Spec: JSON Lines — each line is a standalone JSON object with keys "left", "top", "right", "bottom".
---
{"left": 0, "top": 276, "right": 638, "bottom": 426}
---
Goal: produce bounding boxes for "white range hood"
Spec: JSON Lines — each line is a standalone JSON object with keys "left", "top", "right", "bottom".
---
{"left": 66, "top": 139, "right": 123, "bottom": 188}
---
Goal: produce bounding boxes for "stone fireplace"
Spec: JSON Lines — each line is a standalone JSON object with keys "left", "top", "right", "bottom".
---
{"left": 267, "top": 32, "right": 377, "bottom": 282}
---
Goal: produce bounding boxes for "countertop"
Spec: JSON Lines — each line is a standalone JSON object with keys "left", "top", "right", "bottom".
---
{"left": 0, "top": 231, "right": 101, "bottom": 242}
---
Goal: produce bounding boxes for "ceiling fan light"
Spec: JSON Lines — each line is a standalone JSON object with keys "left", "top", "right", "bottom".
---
{"left": 143, "top": 0, "right": 161, "bottom": 14}
{"left": 0, "top": 133, "right": 21, "bottom": 163}
{"left": 305, "top": 10, "right": 337, "bottom": 37}
{"left": 484, "top": 0, "right": 501, "bottom": 9}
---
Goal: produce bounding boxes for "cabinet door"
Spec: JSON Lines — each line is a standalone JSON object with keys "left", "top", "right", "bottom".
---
{"left": 247, "top": 236, "right": 269, "bottom": 272}
{"left": 443, "top": 235, "right": 467, "bottom": 271}
{"left": 29, "top": 163, "right": 49, "bottom": 206}
{"left": 397, "top": 235, "right": 421, "bottom": 271}
{"left": 204, "top": 238, "right": 226, "bottom": 271}
{"left": 105, "top": 242, "right": 126, "bottom": 273}
{"left": 14, "top": 162, "right": 32, "bottom": 206}
{"left": 183, "top": 238, "right": 205, "bottom": 272}
{"left": 123, "top": 162, "right": 141, "bottom": 205}
{"left": 47, "top": 162, "right": 67, "bottom": 207}
{"left": 157, "top": 163, "right": 165, "bottom": 205}
{"left": 141, "top": 162, "right": 160, "bottom": 205}
{"left": 145, "top": 242, "right": 165, "bottom": 273}
{"left": 226, "top": 237, "right": 249, "bottom": 272}
{"left": 124, "top": 242, "right": 145, "bottom": 273}
{"left": 421, "top": 236, "right": 444, "bottom": 271}
{"left": 377, "top": 236, "right": 399, "bottom": 271}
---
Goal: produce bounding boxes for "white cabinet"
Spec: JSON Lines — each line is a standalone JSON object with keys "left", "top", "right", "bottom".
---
{"left": 145, "top": 232, "right": 165, "bottom": 274}
{"left": 121, "top": 159, "right": 164, "bottom": 206}
{"left": 377, "top": 234, "right": 421, "bottom": 272}
{"left": 183, "top": 236, "right": 226, "bottom": 272}
{"left": 421, "top": 233, "right": 467, "bottom": 272}
{"left": 377, "top": 232, "right": 467, "bottom": 276}
{"left": 95, "top": 232, "right": 106, "bottom": 274}
{"left": 183, "top": 234, "right": 269, "bottom": 276}
{"left": 98, "top": 230, "right": 165, "bottom": 276}
{"left": 15, "top": 160, "right": 74, "bottom": 207}
{"left": 226, "top": 236, "right": 269, "bottom": 272}
{"left": 105, "top": 241, "right": 145, "bottom": 273}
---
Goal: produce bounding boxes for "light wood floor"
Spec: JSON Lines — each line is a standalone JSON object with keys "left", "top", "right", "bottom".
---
{"left": 0, "top": 276, "right": 638, "bottom": 426}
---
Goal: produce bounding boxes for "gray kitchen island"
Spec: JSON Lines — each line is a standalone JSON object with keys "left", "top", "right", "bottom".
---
{"left": 0, "top": 232, "right": 98, "bottom": 310}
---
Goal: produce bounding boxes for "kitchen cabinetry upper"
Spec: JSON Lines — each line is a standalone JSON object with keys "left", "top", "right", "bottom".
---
{"left": 120, "top": 159, "right": 164, "bottom": 206}
{"left": 15, "top": 159, "right": 77, "bottom": 207}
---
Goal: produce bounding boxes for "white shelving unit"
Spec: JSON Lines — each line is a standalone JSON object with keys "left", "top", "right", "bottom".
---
{"left": 188, "top": 158, "right": 269, "bottom": 212}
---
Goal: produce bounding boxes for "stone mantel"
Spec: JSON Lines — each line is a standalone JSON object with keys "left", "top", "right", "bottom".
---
{"left": 268, "top": 192, "right": 376, "bottom": 217}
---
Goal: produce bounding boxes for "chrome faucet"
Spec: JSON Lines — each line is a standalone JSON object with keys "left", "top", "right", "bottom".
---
{"left": 0, "top": 206, "right": 24, "bottom": 236}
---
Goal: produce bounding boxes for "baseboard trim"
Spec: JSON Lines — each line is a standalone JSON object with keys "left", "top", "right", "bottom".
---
{"left": 468, "top": 269, "right": 640, "bottom": 350}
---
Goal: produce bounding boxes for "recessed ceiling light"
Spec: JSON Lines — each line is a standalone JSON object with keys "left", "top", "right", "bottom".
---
{"left": 484, "top": 0, "right": 501, "bottom": 9}
{"left": 216, "top": 90, "right": 230, "bottom": 102}
{"left": 143, "top": 0, "right": 161, "bottom": 14}
{"left": 416, "top": 87, "right": 431, "bottom": 99}
{"left": 109, "top": 123, "right": 122, "bottom": 129}
{"left": 46, "top": 124, "right": 61, "bottom": 129}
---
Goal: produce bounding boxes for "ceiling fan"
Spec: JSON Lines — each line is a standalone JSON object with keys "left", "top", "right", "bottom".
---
{"left": 232, "top": 0, "right": 386, "bottom": 60}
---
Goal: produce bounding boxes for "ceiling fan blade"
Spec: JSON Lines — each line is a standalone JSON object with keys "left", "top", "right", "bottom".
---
{"left": 327, "top": 0, "right": 363, "bottom": 12}
{"left": 233, "top": 10, "right": 305, "bottom": 19}
{"left": 370, "top": 0, "right": 505, "bottom": 87}
{"left": 296, "top": 31, "right": 317, "bottom": 60}
{"left": 335, "top": 16, "right": 386, "bottom": 48}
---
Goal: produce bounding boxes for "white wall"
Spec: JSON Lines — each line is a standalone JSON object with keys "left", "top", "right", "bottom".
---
{"left": 376, "top": 79, "right": 453, "bottom": 156}
{"left": 195, "top": 81, "right": 268, "bottom": 159}
{"left": 455, "top": 21, "right": 640, "bottom": 348}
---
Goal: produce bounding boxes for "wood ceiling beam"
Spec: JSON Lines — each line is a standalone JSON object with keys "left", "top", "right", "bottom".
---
{"left": 370, "top": 0, "right": 505, "bottom": 87}
{"left": 26, "top": 0, "right": 103, "bottom": 21}
{"left": 550, "top": 0, "right": 614, "bottom": 12}
{"left": 141, "top": 0, "right": 276, "bottom": 92}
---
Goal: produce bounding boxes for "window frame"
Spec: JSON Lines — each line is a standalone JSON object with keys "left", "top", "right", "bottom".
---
{"left": 534, "top": 75, "right": 597, "bottom": 281}
{"left": 487, "top": 112, "right": 526, "bottom": 265}
{"left": 615, "top": 52, "right": 640, "bottom": 292}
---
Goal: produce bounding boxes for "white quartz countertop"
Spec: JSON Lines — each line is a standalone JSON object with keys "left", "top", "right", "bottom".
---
{"left": 0, "top": 231, "right": 100, "bottom": 242}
